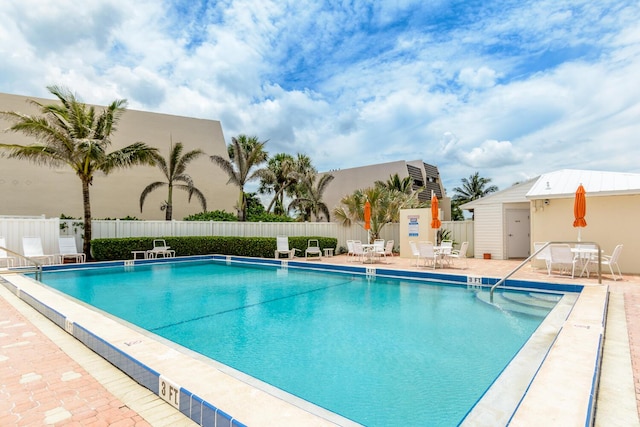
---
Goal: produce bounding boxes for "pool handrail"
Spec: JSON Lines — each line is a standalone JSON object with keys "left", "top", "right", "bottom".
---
{"left": 490, "top": 241, "right": 602, "bottom": 302}
{"left": 0, "top": 244, "right": 44, "bottom": 281}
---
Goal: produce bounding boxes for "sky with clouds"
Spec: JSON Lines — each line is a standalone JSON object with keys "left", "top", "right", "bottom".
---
{"left": 1, "top": 0, "right": 639, "bottom": 193}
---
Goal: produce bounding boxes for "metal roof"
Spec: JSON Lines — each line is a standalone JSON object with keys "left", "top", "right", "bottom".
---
{"left": 526, "top": 169, "right": 640, "bottom": 199}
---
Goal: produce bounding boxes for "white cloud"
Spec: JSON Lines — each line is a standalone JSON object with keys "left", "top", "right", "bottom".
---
{"left": 0, "top": 0, "right": 639, "bottom": 196}
{"left": 458, "top": 67, "right": 499, "bottom": 89}
{"left": 458, "top": 140, "right": 532, "bottom": 168}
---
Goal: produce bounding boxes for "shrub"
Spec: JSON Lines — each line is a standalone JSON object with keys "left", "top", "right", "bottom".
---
{"left": 90, "top": 236, "right": 338, "bottom": 261}
{"left": 183, "top": 210, "right": 237, "bottom": 221}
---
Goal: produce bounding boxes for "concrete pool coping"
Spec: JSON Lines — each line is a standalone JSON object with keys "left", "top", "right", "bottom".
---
{"left": 0, "top": 255, "right": 635, "bottom": 426}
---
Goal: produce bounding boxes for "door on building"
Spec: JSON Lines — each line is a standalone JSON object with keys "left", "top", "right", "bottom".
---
{"left": 506, "top": 209, "right": 530, "bottom": 258}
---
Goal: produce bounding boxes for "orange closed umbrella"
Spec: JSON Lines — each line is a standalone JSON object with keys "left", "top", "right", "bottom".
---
{"left": 573, "top": 184, "right": 587, "bottom": 241}
{"left": 364, "top": 201, "right": 371, "bottom": 230}
{"left": 430, "top": 193, "right": 441, "bottom": 229}
{"left": 364, "top": 200, "right": 371, "bottom": 243}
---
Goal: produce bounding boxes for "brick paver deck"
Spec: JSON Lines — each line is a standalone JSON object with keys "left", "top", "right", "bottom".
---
{"left": 0, "top": 293, "right": 151, "bottom": 427}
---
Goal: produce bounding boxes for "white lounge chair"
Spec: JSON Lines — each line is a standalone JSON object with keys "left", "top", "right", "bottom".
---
{"left": 22, "top": 236, "right": 56, "bottom": 265}
{"left": 275, "top": 236, "right": 298, "bottom": 259}
{"left": 58, "top": 236, "right": 86, "bottom": 263}
{"left": 0, "top": 237, "right": 17, "bottom": 268}
{"left": 601, "top": 244, "right": 623, "bottom": 281}
{"left": 146, "top": 239, "right": 175, "bottom": 258}
{"left": 548, "top": 244, "right": 577, "bottom": 278}
{"left": 305, "top": 239, "right": 322, "bottom": 260}
{"left": 448, "top": 241, "right": 469, "bottom": 269}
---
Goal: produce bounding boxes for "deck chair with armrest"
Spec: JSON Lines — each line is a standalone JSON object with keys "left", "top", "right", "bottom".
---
{"left": 22, "top": 236, "right": 56, "bottom": 265}
{"left": 0, "top": 237, "right": 17, "bottom": 268}
{"left": 601, "top": 244, "right": 623, "bottom": 281}
{"left": 374, "top": 240, "right": 394, "bottom": 263}
{"left": 305, "top": 239, "right": 322, "bottom": 260}
{"left": 58, "top": 236, "right": 86, "bottom": 263}
{"left": 448, "top": 241, "right": 469, "bottom": 269}
{"left": 275, "top": 236, "right": 299, "bottom": 259}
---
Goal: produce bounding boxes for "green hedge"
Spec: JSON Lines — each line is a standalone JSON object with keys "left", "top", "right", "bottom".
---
{"left": 90, "top": 236, "right": 338, "bottom": 261}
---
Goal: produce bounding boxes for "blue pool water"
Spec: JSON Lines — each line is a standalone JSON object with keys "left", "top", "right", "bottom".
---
{"left": 38, "top": 260, "right": 553, "bottom": 426}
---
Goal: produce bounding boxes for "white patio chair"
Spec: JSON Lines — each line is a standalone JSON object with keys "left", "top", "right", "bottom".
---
{"left": 602, "top": 244, "right": 623, "bottom": 281}
{"left": 58, "top": 236, "right": 86, "bottom": 263}
{"left": 352, "top": 240, "right": 372, "bottom": 263}
{"left": 409, "top": 241, "right": 420, "bottom": 267}
{"left": 439, "top": 240, "right": 454, "bottom": 267}
{"left": 274, "top": 236, "right": 298, "bottom": 259}
{"left": 375, "top": 240, "right": 394, "bottom": 263}
{"left": 448, "top": 241, "right": 469, "bottom": 269}
{"left": 417, "top": 241, "right": 438, "bottom": 269}
{"left": 573, "top": 243, "right": 598, "bottom": 277}
{"left": 22, "top": 236, "right": 56, "bottom": 265}
{"left": 0, "top": 237, "right": 17, "bottom": 268}
{"left": 532, "top": 242, "right": 551, "bottom": 271}
{"left": 548, "top": 244, "right": 577, "bottom": 278}
{"left": 346, "top": 240, "right": 356, "bottom": 262}
{"left": 371, "top": 239, "right": 385, "bottom": 262}
{"left": 305, "top": 239, "right": 322, "bottom": 260}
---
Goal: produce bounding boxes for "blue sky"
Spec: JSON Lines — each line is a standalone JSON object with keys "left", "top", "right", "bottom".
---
{"left": 1, "top": 0, "right": 639, "bottom": 193}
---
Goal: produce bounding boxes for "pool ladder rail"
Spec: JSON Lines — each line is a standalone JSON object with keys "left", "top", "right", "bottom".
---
{"left": 0, "top": 244, "right": 44, "bottom": 281}
{"left": 490, "top": 241, "right": 602, "bottom": 302}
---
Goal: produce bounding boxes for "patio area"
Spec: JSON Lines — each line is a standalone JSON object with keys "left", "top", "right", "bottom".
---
{"left": 1, "top": 254, "right": 639, "bottom": 426}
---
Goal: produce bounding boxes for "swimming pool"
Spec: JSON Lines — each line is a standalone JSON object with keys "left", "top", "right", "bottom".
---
{"left": 33, "top": 258, "right": 567, "bottom": 426}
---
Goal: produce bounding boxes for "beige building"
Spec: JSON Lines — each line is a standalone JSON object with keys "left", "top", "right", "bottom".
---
{"left": 462, "top": 169, "right": 640, "bottom": 274}
{"left": 0, "top": 92, "right": 236, "bottom": 220}
{"left": 321, "top": 160, "right": 450, "bottom": 221}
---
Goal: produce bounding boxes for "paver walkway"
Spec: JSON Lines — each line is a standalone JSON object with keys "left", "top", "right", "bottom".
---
{"left": 0, "top": 293, "right": 150, "bottom": 426}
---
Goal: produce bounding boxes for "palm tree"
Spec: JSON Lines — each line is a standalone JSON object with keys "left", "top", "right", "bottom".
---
{"left": 374, "top": 173, "right": 414, "bottom": 194}
{"left": 210, "top": 135, "right": 269, "bottom": 221}
{"left": 258, "top": 153, "right": 296, "bottom": 215}
{"left": 452, "top": 172, "right": 499, "bottom": 219}
{"left": 139, "top": 141, "right": 207, "bottom": 220}
{"left": 0, "top": 85, "right": 158, "bottom": 258}
{"left": 288, "top": 172, "right": 334, "bottom": 222}
{"left": 333, "top": 185, "right": 425, "bottom": 242}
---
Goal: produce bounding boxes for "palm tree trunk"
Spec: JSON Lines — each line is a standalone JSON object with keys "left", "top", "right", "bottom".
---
{"left": 81, "top": 179, "right": 92, "bottom": 259}
{"left": 166, "top": 184, "right": 173, "bottom": 221}
{"left": 238, "top": 190, "right": 246, "bottom": 221}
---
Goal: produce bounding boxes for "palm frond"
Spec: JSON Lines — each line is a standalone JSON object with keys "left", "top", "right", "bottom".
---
{"left": 140, "top": 181, "right": 167, "bottom": 211}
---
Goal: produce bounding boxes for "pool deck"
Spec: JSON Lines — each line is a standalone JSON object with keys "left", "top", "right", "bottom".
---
{"left": 1, "top": 254, "right": 639, "bottom": 426}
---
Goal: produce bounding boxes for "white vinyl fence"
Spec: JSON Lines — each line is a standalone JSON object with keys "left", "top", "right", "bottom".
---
{"left": 0, "top": 216, "right": 61, "bottom": 257}
{"left": 2, "top": 217, "right": 473, "bottom": 257}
